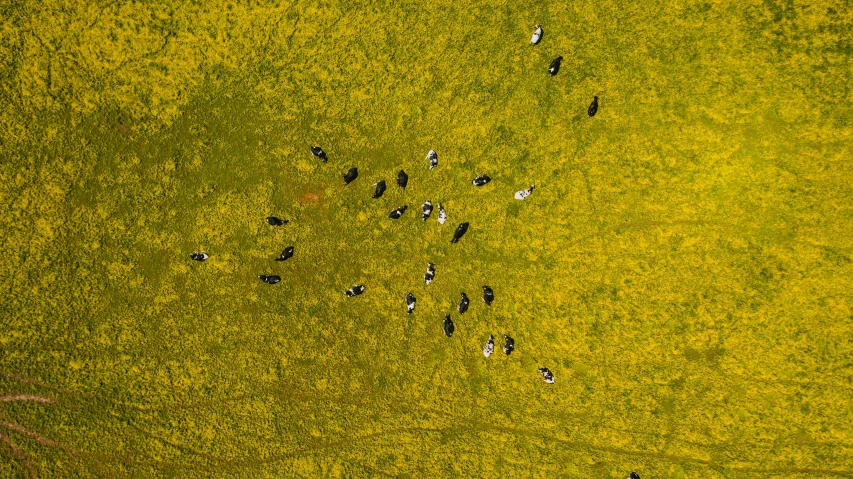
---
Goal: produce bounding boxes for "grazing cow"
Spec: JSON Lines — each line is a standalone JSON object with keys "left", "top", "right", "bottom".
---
{"left": 266, "top": 216, "right": 288, "bottom": 226}
{"left": 588, "top": 96, "right": 599, "bottom": 117}
{"left": 514, "top": 185, "right": 535, "bottom": 200}
{"left": 406, "top": 292, "right": 416, "bottom": 314}
{"left": 458, "top": 292, "right": 469, "bottom": 314}
{"left": 548, "top": 56, "right": 563, "bottom": 76}
{"left": 451, "top": 222, "right": 469, "bottom": 243}
{"left": 259, "top": 275, "right": 281, "bottom": 284}
{"left": 345, "top": 284, "right": 365, "bottom": 297}
{"left": 437, "top": 204, "right": 447, "bottom": 224}
{"left": 389, "top": 205, "right": 407, "bottom": 219}
{"left": 397, "top": 170, "right": 409, "bottom": 189}
{"left": 275, "top": 246, "right": 294, "bottom": 261}
{"left": 472, "top": 174, "right": 491, "bottom": 186}
{"left": 425, "top": 262, "right": 436, "bottom": 284}
{"left": 190, "top": 252, "right": 209, "bottom": 262}
{"left": 343, "top": 168, "right": 358, "bottom": 184}
{"left": 538, "top": 368, "right": 555, "bottom": 384}
{"left": 421, "top": 200, "right": 433, "bottom": 221}
{"left": 310, "top": 146, "right": 328, "bottom": 162}
{"left": 483, "top": 335, "right": 494, "bottom": 357}
{"left": 427, "top": 150, "right": 438, "bottom": 169}
{"left": 626, "top": 473, "right": 641, "bottom": 479}
{"left": 373, "top": 180, "right": 387, "bottom": 199}
{"left": 482, "top": 286, "right": 494, "bottom": 305}
{"left": 531, "top": 24, "right": 543, "bottom": 45}
{"left": 443, "top": 315, "right": 455, "bottom": 337}
{"left": 503, "top": 335, "right": 515, "bottom": 355}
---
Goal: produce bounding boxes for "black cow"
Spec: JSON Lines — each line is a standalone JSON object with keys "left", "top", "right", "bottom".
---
{"left": 373, "top": 180, "right": 387, "bottom": 199}
{"left": 443, "top": 315, "right": 455, "bottom": 337}
{"left": 343, "top": 168, "right": 358, "bottom": 184}
{"left": 266, "top": 216, "right": 288, "bottom": 226}
{"left": 588, "top": 96, "right": 599, "bottom": 117}
{"left": 451, "top": 222, "right": 469, "bottom": 243}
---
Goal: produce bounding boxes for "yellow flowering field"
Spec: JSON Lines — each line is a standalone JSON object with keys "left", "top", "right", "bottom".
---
{"left": 0, "top": 0, "right": 851, "bottom": 477}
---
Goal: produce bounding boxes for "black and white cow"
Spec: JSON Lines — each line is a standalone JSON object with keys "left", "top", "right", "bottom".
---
{"left": 538, "top": 368, "right": 555, "bottom": 384}
{"left": 406, "top": 292, "right": 416, "bottom": 314}
{"left": 345, "top": 284, "right": 365, "bottom": 297}
{"left": 421, "top": 200, "right": 433, "bottom": 221}
{"left": 530, "top": 24, "right": 543, "bottom": 45}
{"left": 482, "top": 285, "right": 494, "bottom": 305}
{"left": 427, "top": 150, "right": 438, "bottom": 169}
{"left": 472, "top": 174, "right": 491, "bottom": 186}
{"left": 389, "top": 205, "right": 407, "bottom": 219}
{"left": 425, "top": 262, "right": 435, "bottom": 284}
{"left": 548, "top": 56, "right": 563, "bottom": 76}
{"left": 503, "top": 335, "right": 515, "bottom": 355}
{"left": 310, "top": 146, "right": 327, "bottom": 162}
{"left": 514, "top": 185, "right": 535, "bottom": 200}
{"left": 483, "top": 335, "right": 494, "bottom": 357}
{"left": 443, "top": 315, "right": 454, "bottom": 337}
{"left": 275, "top": 246, "right": 294, "bottom": 261}
{"left": 458, "top": 292, "right": 469, "bottom": 314}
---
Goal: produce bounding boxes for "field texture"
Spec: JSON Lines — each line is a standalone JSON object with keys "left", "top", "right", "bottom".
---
{"left": 1, "top": 0, "right": 852, "bottom": 477}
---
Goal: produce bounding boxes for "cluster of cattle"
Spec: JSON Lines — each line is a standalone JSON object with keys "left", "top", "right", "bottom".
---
{"left": 188, "top": 25, "right": 612, "bottom": 386}
{"left": 185, "top": 23, "right": 646, "bottom": 477}
{"left": 192, "top": 145, "right": 556, "bottom": 380}
{"left": 187, "top": 23, "right": 655, "bottom": 444}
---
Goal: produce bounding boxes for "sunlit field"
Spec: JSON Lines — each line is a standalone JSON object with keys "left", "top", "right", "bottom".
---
{"left": 1, "top": 0, "right": 852, "bottom": 477}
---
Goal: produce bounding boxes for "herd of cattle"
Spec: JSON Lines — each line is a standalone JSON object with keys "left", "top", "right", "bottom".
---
{"left": 187, "top": 22, "right": 644, "bottom": 479}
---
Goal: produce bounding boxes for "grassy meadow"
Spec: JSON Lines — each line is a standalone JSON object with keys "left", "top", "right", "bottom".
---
{"left": 1, "top": 0, "right": 852, "bottom": 477}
